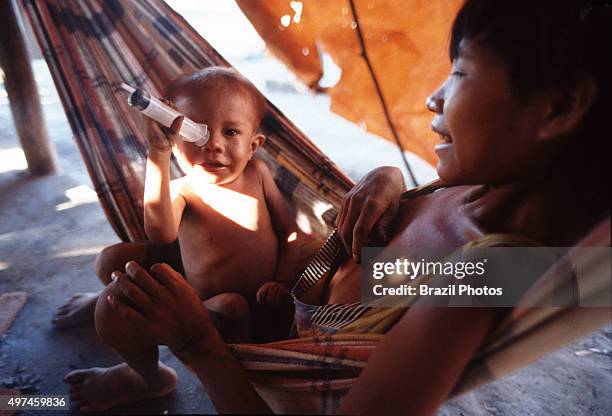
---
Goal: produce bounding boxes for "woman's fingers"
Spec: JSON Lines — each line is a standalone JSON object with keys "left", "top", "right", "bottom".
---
{"left": 373, "top": 200, "right": 399, "bottom": 243}
{"left": 351, "top": 198, "right": 384, "bottom": 262}
{"left": 111, "top": 271, "right": 152, "bottom": 315}
{"left": 125, "top": 261, "right": 162, "bottom": 300}
{"left": 335, "top": 191, "right": 349, "bottom": 231}
{"left": 149, "top": 262, "right": 182, "bottom": 287}
{"left": 339, "top": 195, "right": 360, "bottom": 256}
{"left": 107, "top": 294, "right": 147, "bottom": 324}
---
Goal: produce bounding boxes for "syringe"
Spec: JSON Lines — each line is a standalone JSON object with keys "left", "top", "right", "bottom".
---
{"left": 119, "top": 83, "right": 209, "bottom": 147}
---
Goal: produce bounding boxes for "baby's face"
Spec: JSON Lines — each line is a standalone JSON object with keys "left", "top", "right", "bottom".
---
{"left": 172, "top": 88, "right": 263, "bottom": 186}
{"left": 427, "top": 38, "right": 545, "bottom": 185}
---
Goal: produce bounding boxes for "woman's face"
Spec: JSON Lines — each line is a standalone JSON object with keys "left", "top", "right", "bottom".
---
{"left": 427, "top": 38, "right": 542, "bottom": 184}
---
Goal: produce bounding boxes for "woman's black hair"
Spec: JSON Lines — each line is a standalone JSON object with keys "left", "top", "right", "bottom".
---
{"left": 449, "top": 0, "right": 611, "bottom": 220}
{"left": 449, "top": 0, "right": 612, "bottom": 101}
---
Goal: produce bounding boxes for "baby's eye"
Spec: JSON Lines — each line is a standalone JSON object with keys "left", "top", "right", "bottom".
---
{"left": 224, "top": 128, "right": 240, "bottom": 137}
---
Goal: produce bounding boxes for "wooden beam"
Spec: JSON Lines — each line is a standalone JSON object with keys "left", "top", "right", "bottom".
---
{"left": 0, "top": 0, "right": 58, "bottom": 175}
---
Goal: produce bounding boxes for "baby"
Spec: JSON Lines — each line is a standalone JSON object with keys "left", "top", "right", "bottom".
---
{"left": 142, "top": 67, "right": 300, "bottom": 342}
{"left": 52, "top": 68, "right": 299, "bottom": 341}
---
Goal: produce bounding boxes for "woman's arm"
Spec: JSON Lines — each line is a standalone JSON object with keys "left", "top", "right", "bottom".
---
{"left": 178, "top": 337, "right": 273, "bottom": 414}
{"left": 108, "top": 262, "right": 273, "bottom": 413}
{"left": 338, "top": 305, "right": 498, "bottom": 415}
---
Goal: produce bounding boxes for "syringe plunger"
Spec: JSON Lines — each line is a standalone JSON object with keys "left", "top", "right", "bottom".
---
{"left": 120, "top": 83, "right": 209, "bottom": 146}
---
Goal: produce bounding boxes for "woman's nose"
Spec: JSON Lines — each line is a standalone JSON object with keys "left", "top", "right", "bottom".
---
{"left": 426, "top": 90, "right": 444, "bottom": 114}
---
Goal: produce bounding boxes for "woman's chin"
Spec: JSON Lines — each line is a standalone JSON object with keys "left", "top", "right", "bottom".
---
{"left": 436, "top": 163, "right": 457, "bottom": 183}
{"left": 436, "top": 164, "right": 474, "bottom": 185}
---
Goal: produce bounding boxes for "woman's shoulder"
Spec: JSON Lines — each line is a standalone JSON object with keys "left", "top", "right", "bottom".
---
{"left": 393, "top": 184, "right": 490, "bottom": 248}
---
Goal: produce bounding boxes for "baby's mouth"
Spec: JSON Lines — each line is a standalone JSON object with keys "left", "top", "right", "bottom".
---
{"left": 201, "top": 161, "right": 226, "bottom": 170}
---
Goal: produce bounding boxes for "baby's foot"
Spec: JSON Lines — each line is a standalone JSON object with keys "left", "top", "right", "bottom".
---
{"left": 52, "top": 292, "right": 99, "bottom": 328}
{"left": 65, "top": 362, "right": 177, "bottom": 412}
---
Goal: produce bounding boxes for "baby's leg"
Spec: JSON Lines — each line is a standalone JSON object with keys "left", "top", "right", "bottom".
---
{"left": 65, "top": 284, "right": 177, "bottom": 412}
{"left": 204, "top": 293, "right": 252, "bottom": 343}
{"left": 52, "top": 242, "right": 148, "bottom": 328}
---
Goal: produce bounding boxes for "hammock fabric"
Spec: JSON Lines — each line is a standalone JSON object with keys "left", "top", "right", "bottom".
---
{"left": 230, "top": 218, "right": 611, "bottom": 414}
{"left": 22, "top": 1, "right": 611, "bottom": 414}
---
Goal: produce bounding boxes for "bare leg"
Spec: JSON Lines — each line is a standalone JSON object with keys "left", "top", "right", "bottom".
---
{"left": 204, "top": 292, "right": 252, "bottom": 343}
{"left": 52, "top": 243, "right": 148, "bottom": 328}
{"left": 65, "top": 284, "right": 177, "bottom": 412}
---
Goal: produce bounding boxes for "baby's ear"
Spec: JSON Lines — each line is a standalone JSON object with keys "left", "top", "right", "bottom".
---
{"left": 537, "top": 74, "right": 596, "bottom": 141}
{"left": 249, "top": 132, "right": 266, "bottom": 158}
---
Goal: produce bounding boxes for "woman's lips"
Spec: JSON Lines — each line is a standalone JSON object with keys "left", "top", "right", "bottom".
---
{"left": 435, "top": 132, "right": 452, "bottom": 143}
{"left": 433, "top": 131, "right": 453, "bottom": 153}
{"left": 434, "top": 142, "right": 453, "bottom": 152}
{"left": 431, "top": 124, "right": 452, "bottom": 144}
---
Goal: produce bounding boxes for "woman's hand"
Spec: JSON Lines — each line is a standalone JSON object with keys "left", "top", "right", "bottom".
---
{"left": 107, "top": 261, "right": 220, "bottom": 354}
{"left": 145, "top": 99, "right": 183, "bottom": 155}
{"left": 336, "top": 166, "right": 406, "bottom": 262}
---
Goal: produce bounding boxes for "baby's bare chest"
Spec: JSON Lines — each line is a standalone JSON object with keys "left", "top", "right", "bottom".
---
{"left": 177, "top": 186, "right": 279, "bottom": 298}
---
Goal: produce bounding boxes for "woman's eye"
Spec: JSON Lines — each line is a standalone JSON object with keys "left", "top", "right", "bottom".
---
{"left": 224, "top": 129, "right": 239, "bottom": 136}
{"left": 451, "top": 71, "right": 466, "bottom": 78}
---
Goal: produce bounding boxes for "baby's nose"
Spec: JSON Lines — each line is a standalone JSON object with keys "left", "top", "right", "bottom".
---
{"left": 204, "top": 134, "right": 223, "bottom": 152}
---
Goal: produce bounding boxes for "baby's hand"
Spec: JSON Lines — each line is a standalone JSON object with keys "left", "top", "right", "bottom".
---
{"left": 256, "top": 281, "right": 292, "bottom": 308}
{"left": 145, "top": 98, "right": 183, "bottom": 155}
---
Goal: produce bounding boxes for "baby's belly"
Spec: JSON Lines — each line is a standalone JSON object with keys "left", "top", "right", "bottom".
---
{"left": 179, "top": 231, "right": 278, "bottom": 301}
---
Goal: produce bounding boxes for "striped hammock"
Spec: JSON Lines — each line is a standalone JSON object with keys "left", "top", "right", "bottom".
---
{"left": 23, "top": 1, "right": 611, "bottom": 414}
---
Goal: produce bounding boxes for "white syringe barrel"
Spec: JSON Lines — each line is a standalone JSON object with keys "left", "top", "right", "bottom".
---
{"left": 120, "top": 84, "right": 209, "bottom": 146}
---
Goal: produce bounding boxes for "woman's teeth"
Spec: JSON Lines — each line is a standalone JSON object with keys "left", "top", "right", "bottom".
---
{"left": 439, "top": 134, "right": 452, "bottom": 143}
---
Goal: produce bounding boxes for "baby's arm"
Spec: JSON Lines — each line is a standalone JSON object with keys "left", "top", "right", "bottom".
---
{"left": 253, "top": 160, "right": 301, "bottom": 301}
{"left": 143, "top": 117, "right": 187, "bottom": 244}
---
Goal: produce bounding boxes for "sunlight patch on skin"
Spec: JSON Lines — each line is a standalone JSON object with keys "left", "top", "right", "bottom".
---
{"left": 0, "top": 148, "right": 28, "bottom": 174}
{"left": 50, "top": 245, "right": 107, "bottom": 259}
{"left": 312, "top": 200, "right": 334, "bottom": 227}
{"left": 55, "top": 185, "right": 99, "bottom": 211}
{"left": 191, "top": 183, "right": 259, "bottom": 231}
{"left": 0, "top": 261, "right": 10, "bottom": 271}
{"left": 296, "top": 210, "right": 313, "bottom": 235}
{"left": 287, "top": 231, "right": 298, "bottom": 242}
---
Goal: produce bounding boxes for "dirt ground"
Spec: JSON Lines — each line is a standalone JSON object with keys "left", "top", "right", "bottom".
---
{"left": 1, "top": 69, "right": 611, "bottom": 415}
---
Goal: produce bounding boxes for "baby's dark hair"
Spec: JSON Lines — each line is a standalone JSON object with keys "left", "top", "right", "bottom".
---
{"left": 166, "top": 66, "right": 267, "bottom": 128}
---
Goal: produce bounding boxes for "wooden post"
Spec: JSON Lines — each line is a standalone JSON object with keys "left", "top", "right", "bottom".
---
{"left": 0, "top": 0, "right": 58, "bottom": 175}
